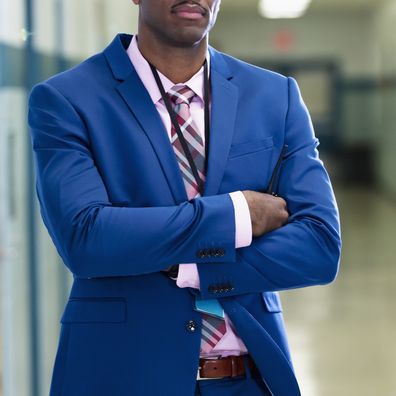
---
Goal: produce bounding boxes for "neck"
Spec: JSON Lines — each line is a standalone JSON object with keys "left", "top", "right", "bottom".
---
{"left": 136, "top": 31, "right": 208, "bottom": 84}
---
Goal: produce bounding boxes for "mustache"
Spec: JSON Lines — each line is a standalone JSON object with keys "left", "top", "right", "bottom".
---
{"left": 171, "top": 0, "right": 208, "bottom": 14}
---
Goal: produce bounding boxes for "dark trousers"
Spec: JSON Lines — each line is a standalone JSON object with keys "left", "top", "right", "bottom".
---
{"left": 195, "top": 355, "right": 272, "bottom": 396}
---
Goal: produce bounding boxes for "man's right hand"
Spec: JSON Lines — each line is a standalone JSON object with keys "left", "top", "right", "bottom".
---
{"left": 242, "top": 190, "right": 289, "bottom": 238}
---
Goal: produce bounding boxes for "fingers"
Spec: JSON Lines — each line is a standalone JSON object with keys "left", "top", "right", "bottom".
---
{"left": 242, "top": 190, "right": 289, "bottom": 237}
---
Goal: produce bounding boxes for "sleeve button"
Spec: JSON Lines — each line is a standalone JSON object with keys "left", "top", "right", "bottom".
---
{"left": 196, "top": 249, "right": 205, "bottom": 258}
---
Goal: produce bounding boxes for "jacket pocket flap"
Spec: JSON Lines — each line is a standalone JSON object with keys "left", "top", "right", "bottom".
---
{"left": 229, "top": 136, "right": 273, "bottom": 158}
{"left": 262, "top": 292, "right": 283, "bottom": 313}
{"left": 61, "top": 298, "right": 126, "bottom": 323}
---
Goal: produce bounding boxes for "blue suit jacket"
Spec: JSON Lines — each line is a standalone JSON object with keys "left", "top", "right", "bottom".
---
{"left": 28, "top": 33, "right": 341, "bottom": 396}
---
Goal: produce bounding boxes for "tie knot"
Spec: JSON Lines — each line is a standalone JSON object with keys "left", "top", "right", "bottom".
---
{"left": 167, "top": 85, "right": 196, "bottom": 107}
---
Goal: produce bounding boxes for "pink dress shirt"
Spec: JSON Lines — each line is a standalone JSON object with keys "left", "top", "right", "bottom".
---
{"left": 126, "top": 35, "right": 251, "bottom": 357}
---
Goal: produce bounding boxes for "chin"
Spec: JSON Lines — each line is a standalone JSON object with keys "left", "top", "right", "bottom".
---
{"left": 170, "top": 30, "right": 207, "bottom": 48}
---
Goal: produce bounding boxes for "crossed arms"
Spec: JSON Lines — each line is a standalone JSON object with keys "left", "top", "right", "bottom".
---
{"left": 27, "top": 76, "right": 341, "bottom": 297}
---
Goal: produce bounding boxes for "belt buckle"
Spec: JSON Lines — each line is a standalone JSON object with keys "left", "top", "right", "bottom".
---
{"left": 196, "top": 369, "right": 211, "bottom": 381}
{"left": 197, "top": 357, "right": 222, "bottom": 381}
{"left": 197, "top": 368, "right": 221, "bottom": 381}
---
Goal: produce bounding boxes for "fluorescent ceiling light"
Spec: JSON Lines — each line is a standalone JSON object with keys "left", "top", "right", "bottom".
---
{"left": 258, "top": 0, "right": 312, "bottom": 19}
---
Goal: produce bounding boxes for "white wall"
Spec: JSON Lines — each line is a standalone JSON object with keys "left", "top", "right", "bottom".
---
{"left": 211, "top": 10, "right": 376, "bottom": 78}
{"left": 0, "top": 3, "right": 32, "bottom": 396}
{"left": 57, "top": 0, "right": 138, "bottom": 59}
{"left": 0, "top": 87, "right": 32, "bottom": 396}
{"left": 371, "top": 1, "right": 396, "bottom": 194}
{"left": 0, "top": 0, "right": 25, "bottom": 46}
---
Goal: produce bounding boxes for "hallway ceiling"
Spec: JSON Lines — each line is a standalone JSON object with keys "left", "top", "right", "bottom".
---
{"left": 221, "top": 0, "right": 388, "bottom": 13}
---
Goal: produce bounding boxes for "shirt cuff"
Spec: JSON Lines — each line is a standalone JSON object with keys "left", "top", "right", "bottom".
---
{"left": 229, "top": 191, "right": 253, "bottom": 248}
{"left": 176, "top": 263, "right": 200, "bottom": 289}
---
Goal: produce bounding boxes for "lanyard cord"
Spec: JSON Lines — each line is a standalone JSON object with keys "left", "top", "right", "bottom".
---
{"left": 148, "top": 60, "right": 210, "bottom": 197}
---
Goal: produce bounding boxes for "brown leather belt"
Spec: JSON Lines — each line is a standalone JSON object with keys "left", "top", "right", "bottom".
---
{"left": 197, "top": 355, "right": 260, "bottom": 380}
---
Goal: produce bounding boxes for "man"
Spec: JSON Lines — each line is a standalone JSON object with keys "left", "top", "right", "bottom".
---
{"left": 27, "top": 0, "right": 341, "bottom": 395}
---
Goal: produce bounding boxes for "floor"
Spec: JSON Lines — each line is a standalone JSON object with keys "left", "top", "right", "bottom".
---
{"left": 0, "top": 186, "right": 395, "bottom": 396}
{"left": 282, "top": 186, "right": 396, "bottom": 396}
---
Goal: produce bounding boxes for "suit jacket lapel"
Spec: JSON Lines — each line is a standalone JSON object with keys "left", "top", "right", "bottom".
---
{"left": 103, "top": 33, "right": 238, "bottom": 203}
{"left": 204, "top": 47, "right": 238, "bottom": 197}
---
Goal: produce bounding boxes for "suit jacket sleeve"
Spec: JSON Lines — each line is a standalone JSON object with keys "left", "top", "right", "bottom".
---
{"left": 196, "top": 77, "right": 342, "bottom": 299}
{"left": 28, "top": 81, "right": 237, "bottom": 278}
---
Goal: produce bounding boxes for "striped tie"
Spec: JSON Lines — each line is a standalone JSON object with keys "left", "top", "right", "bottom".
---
{"left": 167, "top": 85, "right": 226, "bottom": 354}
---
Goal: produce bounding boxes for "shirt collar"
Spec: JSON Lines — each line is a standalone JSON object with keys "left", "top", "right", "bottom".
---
{"left": 126, "top": 34, "right": 210, "bottom": 105}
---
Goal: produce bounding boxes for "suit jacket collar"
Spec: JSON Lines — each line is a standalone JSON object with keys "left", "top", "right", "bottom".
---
{"left": 103, "top": 33, "right": 238, "bottom": 203}
{"left": 127, "top": 34, "right": 210, "bottom": 105}
{"left": 103, "top": 33, "right": 233, "bottom": 82}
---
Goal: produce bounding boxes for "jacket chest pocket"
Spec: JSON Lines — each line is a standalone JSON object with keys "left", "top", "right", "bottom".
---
{"left": 228, "top": 136, "right": 273, "bottom": 159}
{"left": 221, "top": 136, "right": 274, "bottom": 192}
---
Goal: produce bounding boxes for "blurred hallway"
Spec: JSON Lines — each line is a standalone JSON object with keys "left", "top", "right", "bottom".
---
{"left": 283, "top": 186, "right": 396, "bottom": 396}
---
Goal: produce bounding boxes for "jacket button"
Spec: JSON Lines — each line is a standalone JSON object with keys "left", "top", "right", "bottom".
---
{"left": 186, "top": 320, "right": 197, "bottom": 332}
